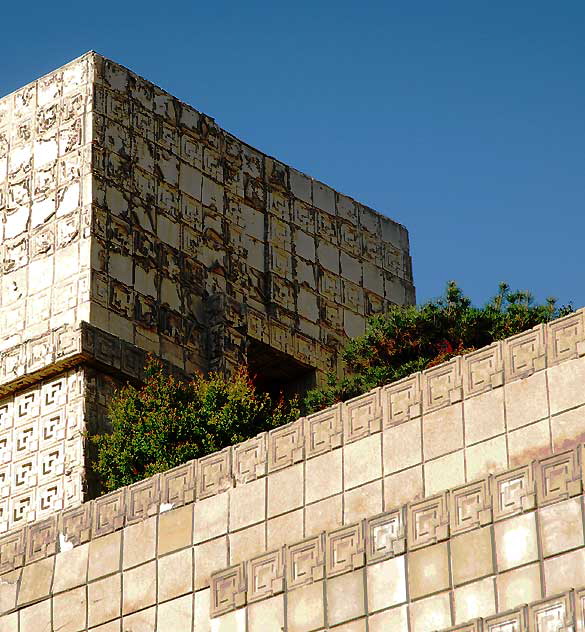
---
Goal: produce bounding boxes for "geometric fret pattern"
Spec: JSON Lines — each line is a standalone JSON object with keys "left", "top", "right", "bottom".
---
{"left": 0, "top": 370, "right": 86, "bottom": 533}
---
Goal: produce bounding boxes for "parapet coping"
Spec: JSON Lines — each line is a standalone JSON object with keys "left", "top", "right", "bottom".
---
{"left": 0, "top": 307, "right": 584, "bottom": 574}
{"left": 207, "top": 443, "right": 585, "bottom": 617}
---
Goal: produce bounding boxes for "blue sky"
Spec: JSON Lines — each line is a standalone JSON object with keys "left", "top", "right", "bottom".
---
{"left": 2, "top": 1, "right": 583, "bottom": 309}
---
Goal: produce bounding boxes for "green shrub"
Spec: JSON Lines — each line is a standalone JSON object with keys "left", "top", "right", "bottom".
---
{"left": 92, "top": 359, "right": 300, "bottom": 493}
{"left": 303, "top": 282, "right": 572, "bottom": 412}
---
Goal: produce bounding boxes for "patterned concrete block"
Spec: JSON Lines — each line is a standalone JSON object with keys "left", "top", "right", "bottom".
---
{"left": 5, "top": 51, "right": 585, "bottom": 632}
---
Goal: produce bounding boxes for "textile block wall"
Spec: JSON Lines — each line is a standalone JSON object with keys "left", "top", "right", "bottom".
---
{"left": 0, "top": 50, "right": 414, "bottom": 531}
{"left": 1, "top": 310, "right": 585, "bottom": 630}
{"left": 0, "top": 58, "right": 92, "bottom": 388}
{"left": 2, "top": 53, "right": 585, "bottom": 632}
{"left": 87, "top": 53, "right": 414, "bottom": 378}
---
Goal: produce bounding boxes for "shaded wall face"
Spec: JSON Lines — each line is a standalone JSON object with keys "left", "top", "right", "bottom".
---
{"left": 88, "top": 55, "right": 414, "bottom": 379}
{"left": 0, "top": 56, "right": 93, "bottom": 359}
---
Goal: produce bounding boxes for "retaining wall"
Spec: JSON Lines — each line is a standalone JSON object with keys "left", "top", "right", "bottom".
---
{"left": 0, "top": 310, "right": 585, "bottom": 630}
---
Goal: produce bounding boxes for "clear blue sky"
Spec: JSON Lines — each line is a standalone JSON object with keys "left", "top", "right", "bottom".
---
{"left": 2, "top": 1, "right": 583, "bottom": 309}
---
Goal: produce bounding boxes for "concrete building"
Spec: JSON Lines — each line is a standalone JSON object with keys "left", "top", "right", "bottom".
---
{"left": 0, "top": 52, "right": 414, "bottom": 528}
{"left": 2, "top": 53, "right": 585, "bottom": 632}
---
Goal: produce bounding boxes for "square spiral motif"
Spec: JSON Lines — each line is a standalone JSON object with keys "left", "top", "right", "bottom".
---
{"left": 462, "top": 342, "right": 503, "bottom": 397}
{"left": 196, "top": 448, "right": 232, "bottom": 500}
{"left": 25, "top": 516, "right": 57, "bottom": 562}
{"left": 9, "top": 491, "right": 36, "bottom": 530}
{"left": 233, "top": 434, "right": 266, "bottom": 483}
{"left": 366, "top": 509, "right": 405, "bottom": 562}
{"left": 60, "top": 502, "right": 92, "bottom": 546}
{"left": 343, "top": 391, "right": 381, "bottom": 443}
{"left": 210, "top": 564, "right": 246, "bottom": 617}
{"left": 287, "top": 535, "right": 325, "bottom": 589}
{"left": 450, "top": 478, "right": 492, "bottom": 534}
{"left": 527, "top": 593, "right": 573, "bottom": 632}
{"left": 41, "top": 376, "right": 68, "bottom": 413}
{"left": 305, "top": 406, "right": 342, "bottom": 458}
{"left": 38, "top": 445, "right": 65, "bottom": 483}
{"left": 326, "top": 522, "right": 365, "bottom": 576}
{"left": 408, "top": 493, "right": 449, "bottom": 549}
{"left": 484, "top": 609, "right": 526, "bottom": 632}
{"left": 504, "top": 324, "right": 546, "bottom": 380}
{"left": 14, "top": 389, "right": 40, "bottom": 426}
{"left": 547, "top": 309, "right": 585, "bottom": 365}
{"left": 492, "top": 464, "right": 535, "bottom": 520}
{"left": 268, "top": 420, "right": 304, "bottom": 472}
{"left": 126, "top": 474, "right": 161, "bottom": 523}
{"left": 160, "top": 461, "right": 196, "bottom": 507}
{"left": 93, "top": 488, "right": 126, "bottom": 536}
{"left": 381, "top": 373, "right": 421, "bottom": 427}
{"left": 13, "top": 423, "right": 38, "bottom": 459}
{"left": 247, "top": 549, "right": 284, "bottom": 602}
{"left": 39, "top": 411, "right": 67, "bottom": 447}
{"left": 536, "top": 449, "right": 582, "bottom": 506}
{"left": 0, "top": 401, "right": 13, "bottom": 433}
{"left": 0, "top": 527, "right": 25, "bottom": 573}
{"left": 37, "top": 479, "right": 64, "bottom": 518}
{"left": 12, "top": 457, "right": 37, "bottom": 491}
{"left": 422, "top": 358, "right": 462, "bottom": 412}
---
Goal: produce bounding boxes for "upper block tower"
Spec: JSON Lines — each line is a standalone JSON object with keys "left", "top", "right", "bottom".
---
{"left": 0, "top": 51, "right": 415, "bottom": 387}
{"left": 0, "top": 52, "right": 414, "bottom": 531}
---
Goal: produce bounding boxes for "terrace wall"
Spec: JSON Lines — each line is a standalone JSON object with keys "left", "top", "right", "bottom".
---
{"left": 0, "top": 310, "right": 585, "bottom": 630}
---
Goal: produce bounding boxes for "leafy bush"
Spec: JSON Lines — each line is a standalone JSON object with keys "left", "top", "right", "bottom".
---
{"left": 303, "top": 282, "right": 572, "bottom": 412}
{"left": 92, "top": 360, "right": 300, "bottom": 493}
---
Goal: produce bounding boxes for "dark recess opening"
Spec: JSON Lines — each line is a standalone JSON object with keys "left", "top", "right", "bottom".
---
{"left": 247, "top": 339, "right": 317, "bottom": 402}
